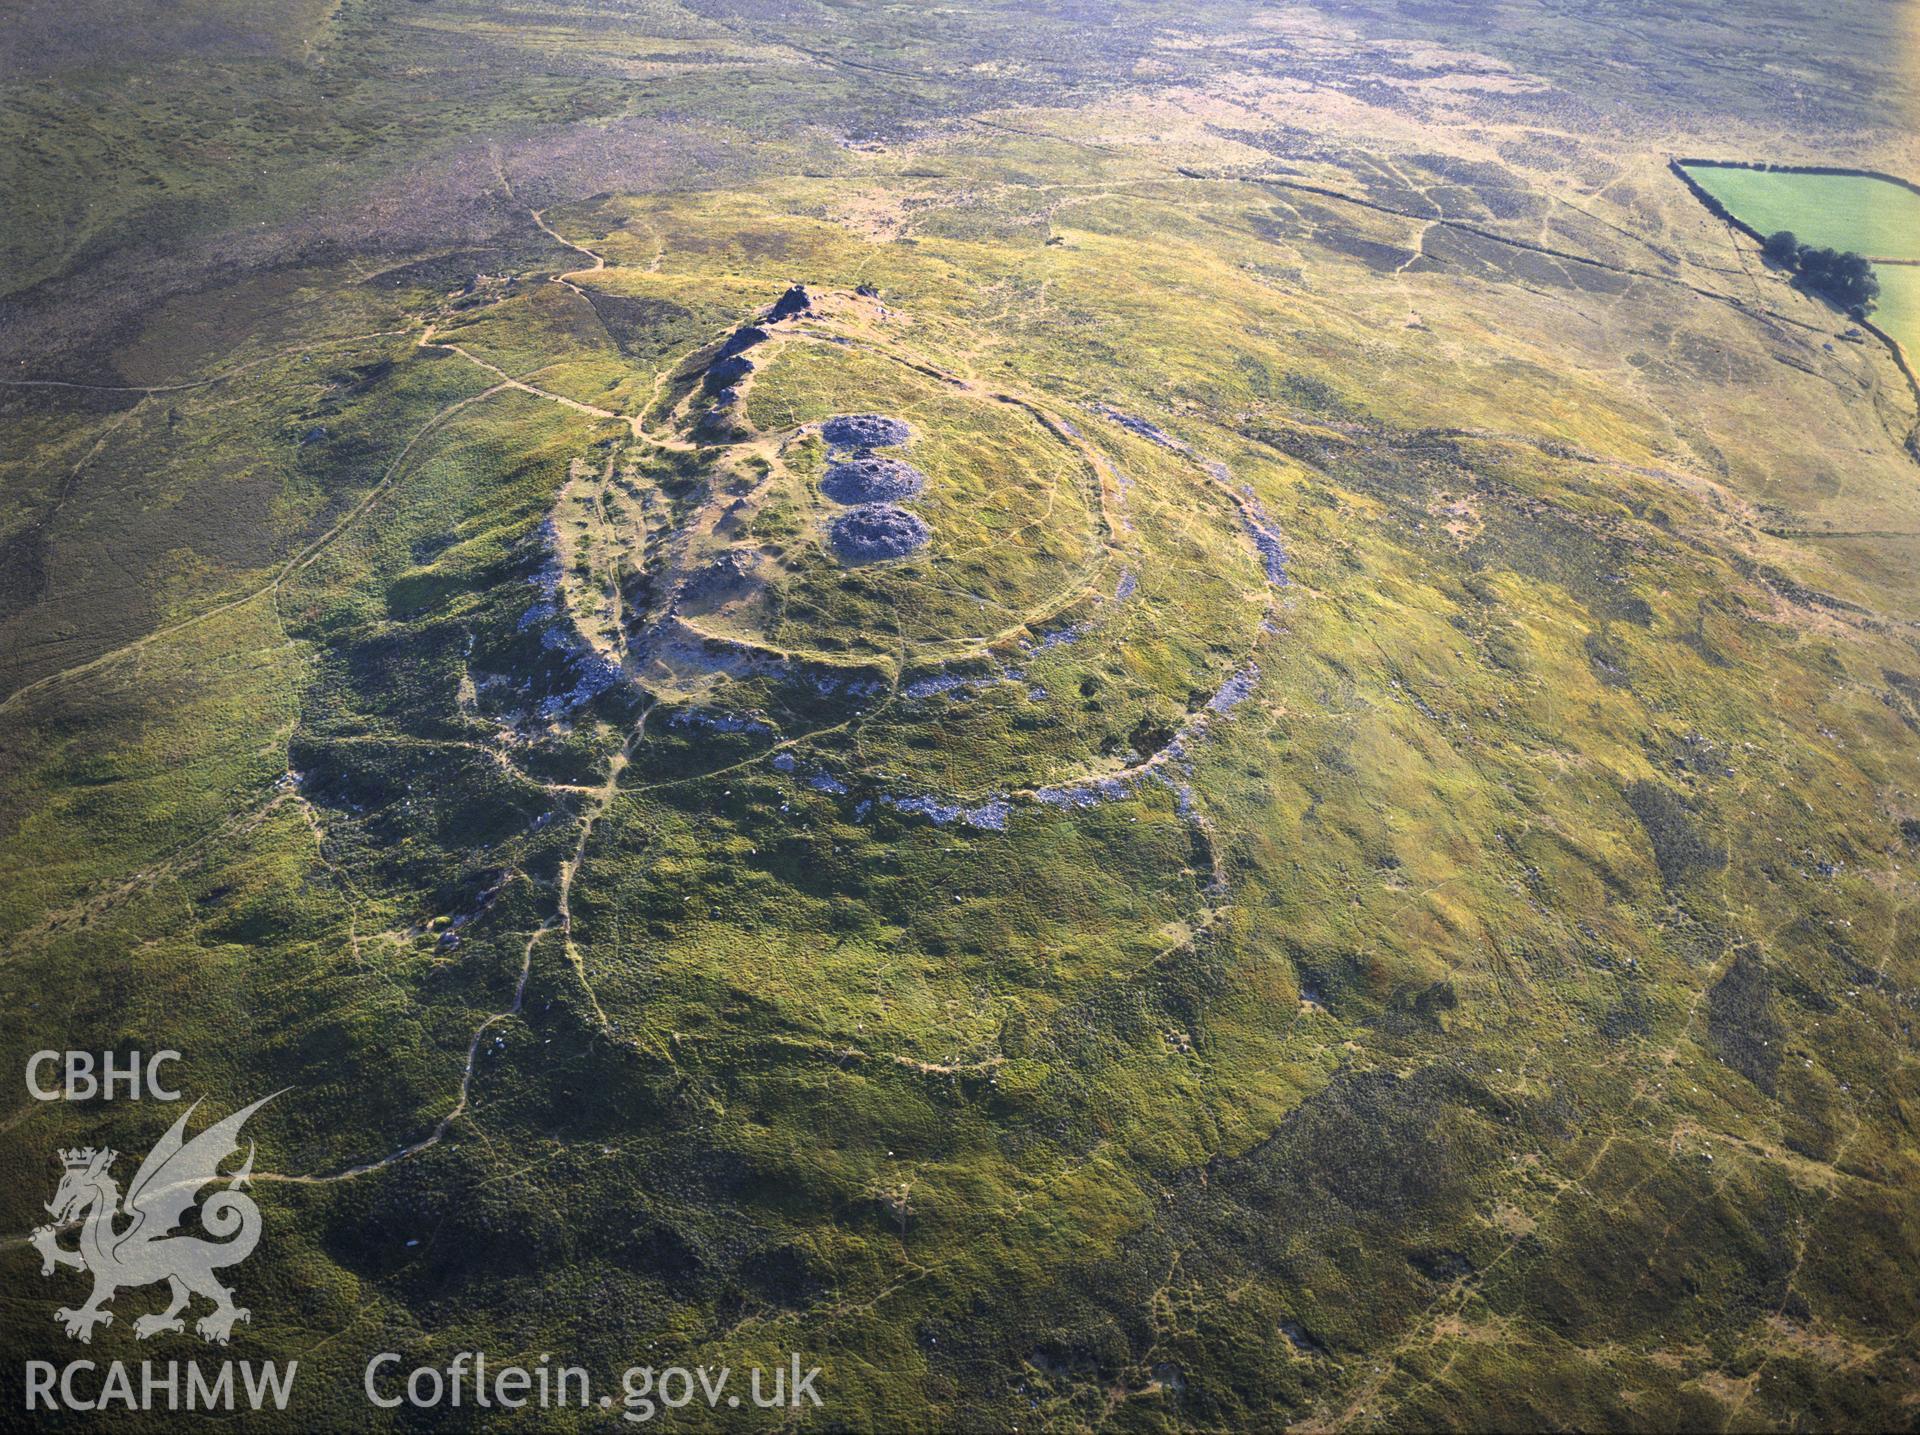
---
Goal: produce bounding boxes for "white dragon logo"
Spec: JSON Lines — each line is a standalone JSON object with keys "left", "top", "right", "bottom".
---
{"left": 30, "top": 1094, "right": 278, "bottom": 1345}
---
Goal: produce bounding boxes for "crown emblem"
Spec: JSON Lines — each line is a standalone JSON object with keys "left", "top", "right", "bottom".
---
{"left": 36, "top": 1093, "right": 276, "bottom": 1345}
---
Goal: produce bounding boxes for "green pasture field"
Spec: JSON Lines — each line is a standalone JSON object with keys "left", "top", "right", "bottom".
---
{"left": 1870, "top": 261, "right": 1920, "bottom": 359}
{"left": 1681, "top": 162, "right": 1920, "bottom": 259}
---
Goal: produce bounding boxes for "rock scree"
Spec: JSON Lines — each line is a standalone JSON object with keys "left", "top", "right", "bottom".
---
{"left": 821, "top": 413, "right": 912, "bottom": 450}
{"left": 815, "top": 412, "right": 929, "bottom": 561}
{"left": 830, "top": 504, "right": 931, "bottom": 562}
{"left": 821, "top": 454, "right": 926, "bottom": 503}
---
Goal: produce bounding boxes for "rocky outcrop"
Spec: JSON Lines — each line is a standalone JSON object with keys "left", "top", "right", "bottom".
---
{"left": 682, "top": 550, "right": 757, "bottom": 603}
{"left": 696, "top": 386, "right": 746, "bottom": 441}
{"left": 768, "top": 284, "right": 812, "bottom": 320}
{"left": 704, "top": 353, "right": 755, "bottom": 393}
{"left": 717, "top": 324, "right": 769, "bottom": 359}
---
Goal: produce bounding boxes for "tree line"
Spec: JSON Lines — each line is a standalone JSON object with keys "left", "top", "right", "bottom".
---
{"left": 1761, "top": 230, "right": 1881, "bottom": 314}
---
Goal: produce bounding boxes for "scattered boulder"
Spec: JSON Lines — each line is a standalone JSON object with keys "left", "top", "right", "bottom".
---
{"left": 718, "top": 324, "right": 769, "bottom": 359}
{"left": 704, "top": 353, "right": 755, "bottom": 393}
{"left": 821, "top": 454, "right": 926, "bottom": 504}
{"left": 821, "top": 413, "right": 911, "bottom": 450}
{"left": 830, "top": 504, "right": 931, "bottom": 563}
{"left": 768, "top": 284, "right": 812, "bottom": 320}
